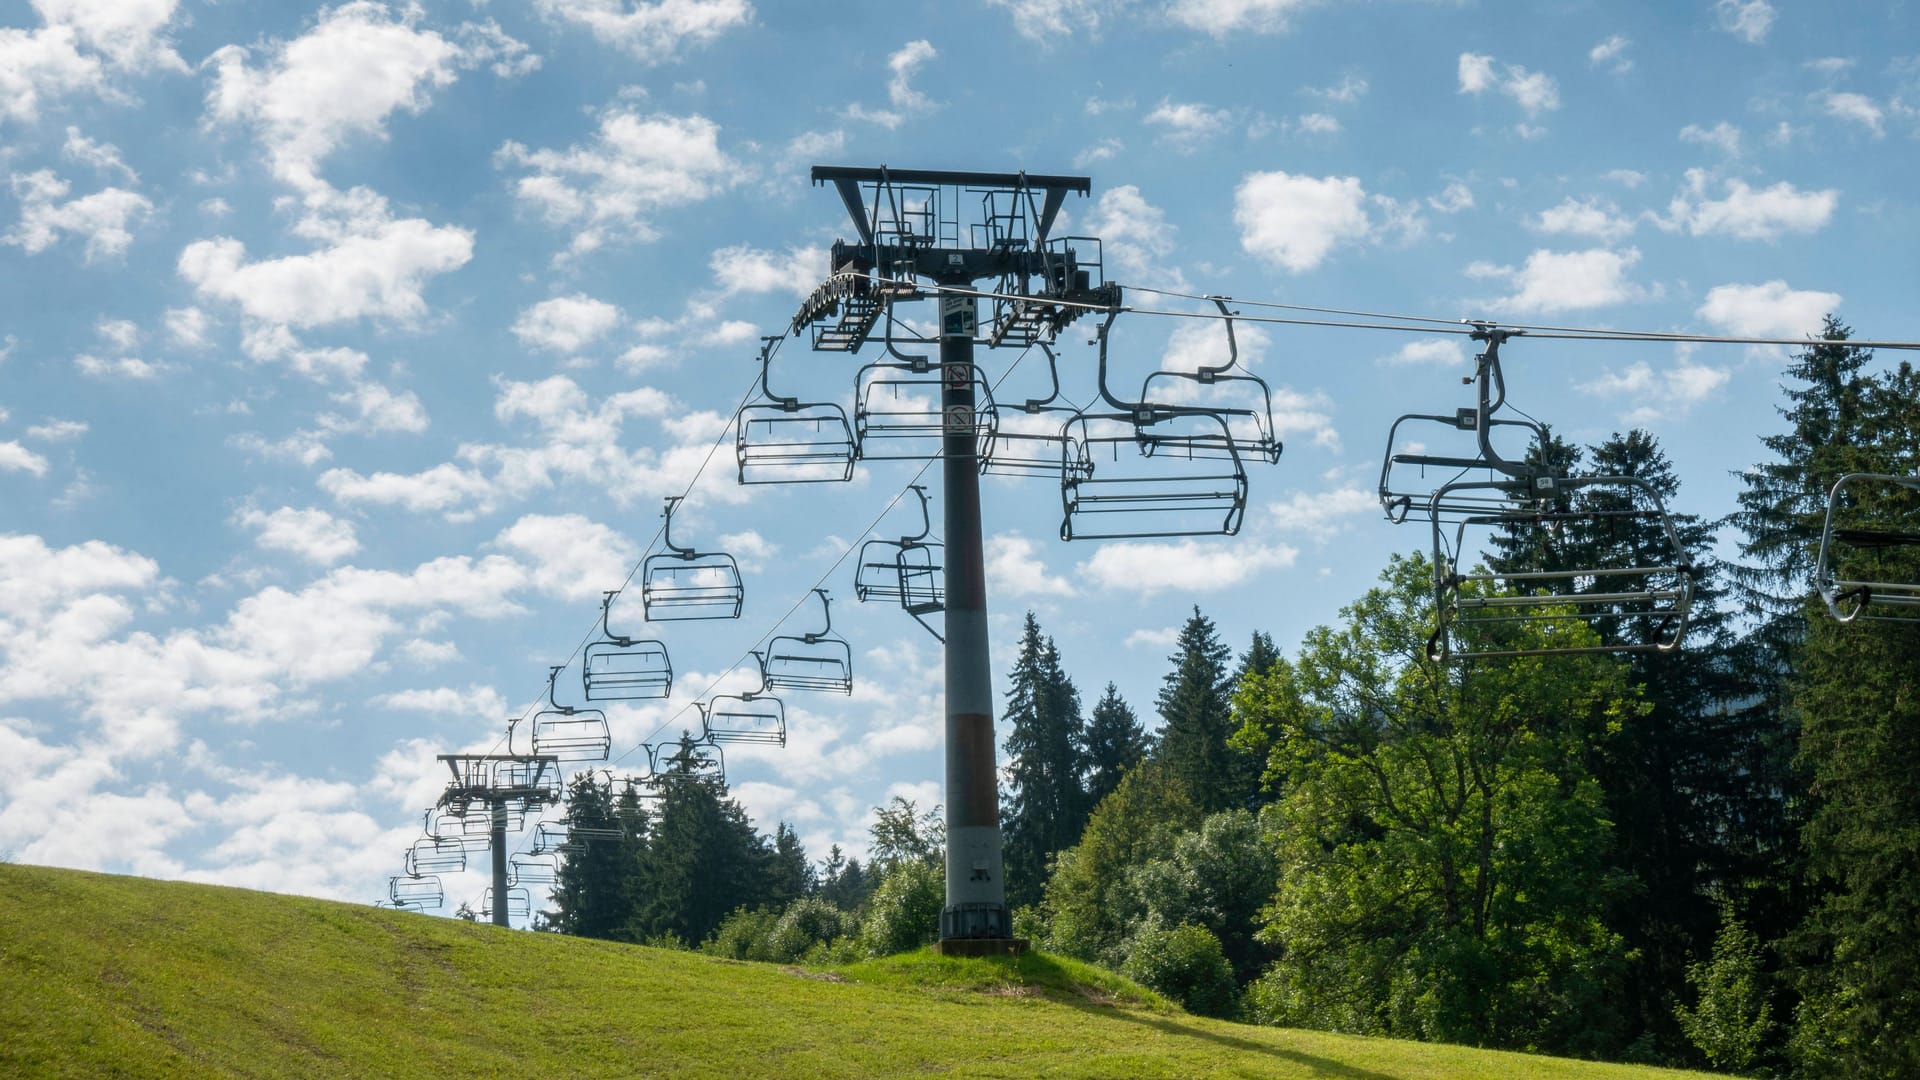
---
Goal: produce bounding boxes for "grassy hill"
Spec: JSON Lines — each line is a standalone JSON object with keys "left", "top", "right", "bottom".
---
{"left": 0, "top": 864, "right": 1717, "bottom": 1079}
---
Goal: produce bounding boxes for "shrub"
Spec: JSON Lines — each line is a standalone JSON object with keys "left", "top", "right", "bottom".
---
{"left": 859, "top": 860, "right": 943, "bottom": 957}
{"left": 1121, "top": 924, "right": 1237, "bottom": 1018}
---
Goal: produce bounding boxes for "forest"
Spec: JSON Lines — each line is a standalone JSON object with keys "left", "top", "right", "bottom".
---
{"left": 532, "top": 321, "right": 1919, "bottom": 1078}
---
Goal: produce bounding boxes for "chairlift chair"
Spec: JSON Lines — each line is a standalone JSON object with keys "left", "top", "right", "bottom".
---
{"left": 531, "top": 665, "right": 612, "bottom": 763}
{"left": 1815, "top": 472, "right": 1920, "bottom": 622}
{"left": 763, "top": 589, "right": 854, "bottom": 694}
{"left": 853, "top": 485, "right": 945, "bottom": 638}
{"left": 644, "top": 732, "right": 727, "bottom": 787}
{"left": 1425, "top": 474, "right": 1695, "bottom": 662}
{"left": 853, "top": 314, "right": 998, "bottom": 461}
{"left": 980, "top": 344, "right": 1093, "bottom": 480}
{"left": 1135, "top": 298, "right": 1283, "bottom": 465}
{"left": 736, "top": 335, "right": 856, "bottom": 484}
{"left": 530, "top": 819, "right": 569, "bottom": 855}
{"left": 424, "top": 807, "right": 493, "bottom": 850}
{"left": 641, "top": 496, "right": 745, "bottom": 620}
{"left": 1060, "top": 410, "right": 1248, "bottom": 540}
{"left": 700, "top": 670, "right": 788, "bottom": 747}
{"left": 509, "top": 851, "right": 560, "bottom": 887}
{"left": 388, "top": 874, "right": 443, "bottom": 911}
{"left": 404, "top": 836, "right": 468, "bottom": 877}
{"left": 483, "top": 886, "right": 531, "bottom": 920}
{"left": 583, "top": 591, "right": 672, "bottom": 701}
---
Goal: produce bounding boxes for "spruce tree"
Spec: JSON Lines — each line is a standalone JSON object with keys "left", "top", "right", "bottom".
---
{"left": 547, "top": 772, "right": 645, "bottom": 940}
{"left": 1153, "top": 606, "right": 1242, "bottom": 813}
{"left": 1000, "top": 612, "right": 1087, "bottom": 908}
{"left": 1082, "top": 682, "right": 1148, "bottom": 811}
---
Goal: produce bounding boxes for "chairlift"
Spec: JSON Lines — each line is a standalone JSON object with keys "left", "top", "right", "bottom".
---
{"left": 641, "top": 496, "right": 745, "bottom": 621}
{"left": 509, "top": 851, "right": 560, "bottom": 887}
{"left": 531, "top": 665, "right": 612, "bottom": 763}
{"left": 388, "top": 874, "right": 443, "bottom": 911}
{"left": 1815, "top": 472, "right": 1920, "bottom": 622}
{"left": 483, "top": 886, "right": 531, "bottom": 920}
{"left": 583, "top": 591, "right": 672, "bottom": 701}
{"left": 1135, "top": 298, "right": 1283, "bottom": 464}
{"left": 763, "top": 588, "right": 854, "bottom": 694}
{"left": 852, "top": 313, "right": 998, "bottom": 461}
{"left": 424, "top": 807, "right": 493, "bottom": 850}
{"left": 1378, "top": 326, "right": 1557, "bottom": 524}
{"left": 700, "top": 667, "right": 788, "bottom": 746}
{"left": 404, "top": 836, "right": 468, "bottom": 876}
{"left": 1425, "top": 474, "right": 1695, "bottom": 662}
{"left": 980, "top": 344, "right": 1092, "bottom": 480}
{"left": 644, "top": 732, "right": 727, "bottom": 787}
{"left": 854, "top": 484, "right": 945, "bottom": 640}
{"left": 736, "top": 335, "right": 856, "bottom": 484}
{"left": 530, "top": 819, "right": 569, "bottom": 855}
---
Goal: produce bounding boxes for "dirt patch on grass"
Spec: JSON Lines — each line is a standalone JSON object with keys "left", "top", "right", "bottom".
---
{"left": 781, "top": 966, "right": 849, "bottom": 983}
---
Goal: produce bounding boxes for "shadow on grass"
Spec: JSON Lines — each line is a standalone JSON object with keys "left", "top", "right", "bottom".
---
{"left": 1064, "top": 997, "right": 1403, "bottom": 1080}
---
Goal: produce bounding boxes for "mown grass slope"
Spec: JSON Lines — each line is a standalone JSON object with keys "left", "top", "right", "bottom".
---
{"left": 0, "top": 865, "right": 1716, "bottom": 1079}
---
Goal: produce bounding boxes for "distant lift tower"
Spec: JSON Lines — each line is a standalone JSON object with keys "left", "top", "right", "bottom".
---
{"left": 793, "top": 166, "right": 1114, "bottom": 953}
{"left": 435, "top": 752, "right": 561, "bottom": 927}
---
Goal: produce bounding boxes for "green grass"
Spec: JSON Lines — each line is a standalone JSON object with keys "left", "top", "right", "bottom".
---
{"left": 0, "top": 864, "right": 1719, "bottom": 1078}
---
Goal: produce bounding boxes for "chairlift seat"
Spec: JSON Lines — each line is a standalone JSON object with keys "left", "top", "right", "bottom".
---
{"left": 389, "top": 874, "right": 443, "bottom": 911}
{"left": 509, "top": 852, "right": 560, "bottom": 886}
{"left": 854, "top": 539, "right": 945, "bottom": 614}
{"left": 531, "top": 707, "right": 611, "bottom": 763}
{"left": 404, "top": 836, "right": 468, "bottom": 876}
{"left": 644, "top": 736, "right": 726, "bottom": 786}
{"left": 641, "top": 553, "right": 745, "bottom": 620}
{"left": 737, "top": 402, "right": 857, "bottom": 484}
{"left": 1816, "top": 473, "right": 1920, "bottom": 623}
{"left": 1378, "top": 412, "right": 1552, "bottom": 524}
{"left": 483, "top": 886, "right": 531, "bottom": 920}
{"left": 853, "top": 360, "right": 998, "bottom": 461}
{"left": 1060, "top": 412, "right": 1247, "bottom": 540}
{"left": 764, "top": 635, "right": 854, "bottom": 694}
{"left": 583, "top": 638, "right": 672, "bottom": 701}
{"left": 702, "top": 694, "right": 788, "bottom": 746}
{"left": 1426, "top": 475, "right": 1695, "bottom": 661}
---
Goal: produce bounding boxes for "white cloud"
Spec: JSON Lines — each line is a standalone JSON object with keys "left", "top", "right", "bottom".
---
{"left": 164, "top": 306, "right": 210, "bottom": 348}
{"left": 1531, "top": 196, "right": 1635, "bottom": 242}
{"left": 1265, "top": 485, "right": 1378, "bottom": 539}
{"left": 886, "top": 39, "right": 937, "bottom": 111}
{"left": 1167, "top": 0, "right": 1316, "bottom": 35}
{"left": 708, "top": 244, "right": 820, "bottom": 298}
{"left": 1659, "top": 171, "right": 1836, "bottom": 240}
{"left": 496, "top": 105, "right": 738, "bottom": 259}
{"left": 1306, "top": 75, "right": 1367, "bottom": 103}
{"left": 1477, "top": 247, "right": 1646, "bottom": 314}
{"left": 178, "top": 196, "right": 473, "bottom": 329}
{"left": 25, "top": 419, "right": 87, "bottom": 442}
{"left": 1380, "top": 338, "right": 1466, "bottom": 366}
{"left": 1145, "top": 97, "right": 1233, "bottom": 149}
{"left": 0, "top": 442, "right": 50, "bottom": 476}
{"left": 986, "top": 0, "right": 1113, "bottom": 40}
{"left": 0, "top": 0, "right": 186, "bottom": 125}
{"left": 62, "top": 126, "right": 137, "bottom": 180}
{"left": 1714, "top": 0, "right": 1774, "bottom": 44}
{"left": 1605, "top": 169, "right": 1646, "bottom": 189}
{"left": 985, "top": 533, "right": 1076, "bottom": 597}
{"left": 1078, "top": 538, "right": 1297, "bottom": 595}
{"left": 0, "top": 25, "right": 104, "bottom": 125}
{"left": 1086, "top": 184, "right": 1176, "bottom": 281}
{"left": 512, "top": 294, "right": 625, "bottom": 354}
{"left": 1589, "top": 34, "right": 1631, "bottom": 73}
{"left": 1457, "top": 52, "right": 1559, "bottom": 119}
{"left": 1428, "top": 182, "right": 1473, "bottom": 213}
{"left": 1823, "top": 92, "right": 1884, "bottom": 137}
{"left": 530, "top": 0, "right": 750, "bottom": 62}
{"left": 235, "top": 506, "right": 361, "bottom": 565}
{"left": 373, "top": 684, "right": 509, "bottom": 717}
{"left": 324, "top": 381, "right": 429, "bottom": 435}
{"left": 492, "top": 513, "right": 639, "bottom": 600}
{"left": 1580, "top": 355, "right": 1731, "bottom": 422}
{"left": 1234, "top": 170, "right": 1371, "bottom": 273}
{"left": 1295, "top": 112, "right": 1339, "bottom": 134}
{"left": 1679, "top": 121, "right": 1742, "bottom": 156}
{"left": 5, "top": 169, "right": 151, "bottom": 260}
{"left": 1123, "top": 625, "right": 1180, "bottom": 649}
{"left": 73, "top": 353, "right": 166, "bottom": 380}
{"left": 1696, "top": 281, "right": 1841, "bottom": 338}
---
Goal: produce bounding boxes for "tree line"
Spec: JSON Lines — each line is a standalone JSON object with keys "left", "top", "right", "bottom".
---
{"left": 543, "top": 320, "right": 1918, "bottom": 1077}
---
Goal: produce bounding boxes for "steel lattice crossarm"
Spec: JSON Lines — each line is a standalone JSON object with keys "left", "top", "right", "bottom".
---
{"left": 434, "top": 753, "right": 562, "bottom": 814}
{"left": 791, "top": 166, "right": 1119, "bottom": 352}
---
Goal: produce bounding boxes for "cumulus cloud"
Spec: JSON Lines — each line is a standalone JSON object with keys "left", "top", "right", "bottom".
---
{"left": 5, "top": 169, "right": 151, "bottom": 260}
{"left": 1266, "top": 485, "right": 1379, "bottom": 540}
{"left": 1145, "top": 98, "right": 1233, "bottom": 149}
{"left": 1680, "top": 121, "right": 1742, "bottom": 157}
{"left": 1086, "top": 185, "right": 1176, "bottom": 281}
{"left": 0, "top": 0, "right": 186, "bottom": 125}
{"left": 491, "top": 513, "right": 640, "bottom": 600}
{"left": 1695, "top": 281, "right": 1840, "bottom": 339}
{"left": 1458, "top": 52, "right": 1560, "bottom": 118}
{"left": 1589, "top": 34, "right": 1631, "bottom": 73}
{"left": 1167, "top": 0, "right": 1317, "bottom": 35}
{"left": 1428, "top": 182, "right": 1473, "bottom": 213}
{"left": 530, "top": 0, "right": 749, "bottom": 62}
{"left": 1580, "top": 353, "right": 1731, "bottom": 423}
{"left": 1658, "top": 170, "right": 1836, "bottom": 240}
{"left": 496, "top": 105, "right": 738, "bottom": 260}
{"left": 1234, "top": 171, "right": 1372, "bottom": 273}
{"left": 986, "top": 534, "right": 1076, "bottom": 597}
{"left": 235, "top": 506, "right": 361, "bottom": 565}
{"left": 1531, "top": 196, "right": 1636, "bottom": 242}
{"left": 373, "top": 684, "right": 510, "bottom": 717}
{"left": 511, "top": 294, "right": 625, "bottom": 354}
{"left": 1078, "top": 538, "right": 1298, "bottom": 595}
{"left": 1823, "top": 92, "right": 1884, "bottom": 137}
{"left": 1714, "top": 0, "right": 1774, "bottom": 44}
{"left": 1474, "top": 247, "right": 1647, "bottom": 314}
{"left": 708, "top": 244, "right": 821, "bottom": 298}
{"left": 0, "top": 441, "right": 50, "bottom": 476}
{"left": 1380, "top": 338, "right": 1467, "bottom": 366}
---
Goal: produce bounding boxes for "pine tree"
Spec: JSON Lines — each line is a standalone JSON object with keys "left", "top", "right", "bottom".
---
{"left": 626, "top": 771, "right": 775, "bottom": 946}
{"left": 1153, "top": 606, "right": 1243, "bottom": 813}
{"left": 1081, "top": 683, "right": 1148, "bottom": 811}
{"left": 547, "top": 772, "right": 645, "bottom": 940}
{"left": 1000, "top": 613, "right": 1087, "bottom": 908}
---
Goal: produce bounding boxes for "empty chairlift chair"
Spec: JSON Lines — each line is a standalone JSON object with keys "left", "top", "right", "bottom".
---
{"left": 853, "top": 320, "right": 998, "bottom": 461}
{"left": 645, "top": 732, "right": 727, "bottom": 789}
{"left": 735, "top": 335, "right": 855, "bottom": 484}
{"left": 980, "top": 344, "right": 1092, "bottom": 481}
{"left": 762, "top": 588, "right": 854, "bottom": 694}
{"left": 403, "top": 835, "right": 468, "bottom": 876}
{"left": 531, "top": 665, "right": 612, "bottom": 763}
{"left": 854, "top": 484, "right": 944, "bottom": 639}
{"left": 1386, "top": 327, "right": 1696, "bottom": 661}
{"left": 509, "top": 851, "right": 560, "bottom": 886}
{"left": 1135, "top": 298, "right": 1283, "bottom": 465}
{"left": 388, "top": 873, "right": 443, "bottom": 911}
{"left": 699, "top": 676, "right": 787, "bottom": 747}
{"left": 1816, "top": 472, "right": 1920, "bottom": 622}
{"left": 583, "top": 590, "right": 672, "bottom": 701}
{"left": 483, "top": 886, "right": 531, "bottom": 921}
{"left": 641, "top": 496, "right": 745, "bottom": 621}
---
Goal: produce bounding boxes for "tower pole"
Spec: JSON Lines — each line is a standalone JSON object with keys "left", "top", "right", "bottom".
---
{"left": 936, "top": 287, "right": 1010, "bottom": 945}
{"left": 490, "top": 798, "right": 510, "bottom": 927}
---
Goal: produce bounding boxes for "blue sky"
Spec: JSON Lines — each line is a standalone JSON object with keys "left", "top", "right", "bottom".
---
{"left": 2, "top": 0, "right": 1916, "bottom": 919}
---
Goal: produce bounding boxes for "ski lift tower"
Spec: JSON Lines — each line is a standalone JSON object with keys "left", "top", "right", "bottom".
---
{"left": 793, "top": 166, "right": 1115, "bottom": 954}
{"left": 435, "top": 752, "right": 561, "bottom": 928}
